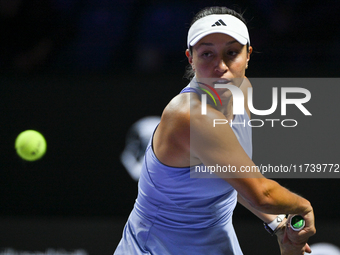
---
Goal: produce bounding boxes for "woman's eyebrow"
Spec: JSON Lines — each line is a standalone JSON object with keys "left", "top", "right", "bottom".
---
{"left": 226, "top": 40, "right": 238, "bottom": 45}
{"left": 196, "top": 42, "right": 213, "bottom": 49}
{"left": 196, "top": 40, "right": 238, "bottom": 50}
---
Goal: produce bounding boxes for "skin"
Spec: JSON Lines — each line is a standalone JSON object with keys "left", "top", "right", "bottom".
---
{"left": 153, "top": 33, "right": 315, "bottom": 254}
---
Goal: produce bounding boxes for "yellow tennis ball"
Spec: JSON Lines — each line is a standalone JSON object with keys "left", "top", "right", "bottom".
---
{"left": 15, "top": 130, "right": 47, "bottom": 161}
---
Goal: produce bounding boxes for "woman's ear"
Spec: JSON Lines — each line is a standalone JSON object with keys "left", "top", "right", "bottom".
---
{"left": 246, "top": 46, "right": 252, "bottom": 69}
{"left": 185, "top": 49, "right": 194, "bottom": 69}
{"left": 247, "top": 46, "right": 252, "bottom": 62}
{"left": 185, "top": 49, "right": 192, "bottom": 64}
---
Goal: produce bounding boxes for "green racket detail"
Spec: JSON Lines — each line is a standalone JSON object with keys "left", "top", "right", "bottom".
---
{"left": 290, "top": 215, "right": 305, "bottom": 231}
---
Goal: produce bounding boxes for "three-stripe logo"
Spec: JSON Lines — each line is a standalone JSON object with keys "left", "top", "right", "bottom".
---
{"left": 212, "top": 19, "right": 227, "bottom": 27}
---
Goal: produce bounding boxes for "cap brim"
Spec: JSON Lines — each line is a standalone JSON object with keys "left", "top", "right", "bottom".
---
{"left": 189, "top": 30, "right": 248, "bottom": 48}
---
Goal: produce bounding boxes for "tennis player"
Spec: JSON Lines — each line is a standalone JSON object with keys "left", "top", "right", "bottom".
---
{"left": 114, "top": 6, "right": 315, "bottom": 255}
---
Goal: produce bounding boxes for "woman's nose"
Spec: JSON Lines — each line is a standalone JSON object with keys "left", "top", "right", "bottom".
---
{"left": 215, "top": 58, "right": 228, "bottom": 74}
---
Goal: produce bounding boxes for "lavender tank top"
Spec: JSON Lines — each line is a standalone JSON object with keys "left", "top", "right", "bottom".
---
{"left": 114, "top": 79, "right": 252, "bottom": 255}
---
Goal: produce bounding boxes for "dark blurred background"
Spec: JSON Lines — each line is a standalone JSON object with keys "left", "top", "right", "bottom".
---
{"left": 1, "top": 0, "right": 340, "bottom": 254}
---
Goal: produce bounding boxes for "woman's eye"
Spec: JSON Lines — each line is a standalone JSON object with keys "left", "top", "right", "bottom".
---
{"left": 202, "top": 52, "right": 213, "bottom": 58}
{"left": 227, "top": 50, "right": 238, "bottom": 56}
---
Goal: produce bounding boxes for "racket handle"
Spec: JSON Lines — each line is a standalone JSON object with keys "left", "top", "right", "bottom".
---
{"left": 290, "top": 215, "right": 305, "bottom": 231}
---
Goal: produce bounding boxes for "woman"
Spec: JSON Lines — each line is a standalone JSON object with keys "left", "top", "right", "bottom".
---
{"left": 115, "top": 6, "right": 315, "bottom": 255}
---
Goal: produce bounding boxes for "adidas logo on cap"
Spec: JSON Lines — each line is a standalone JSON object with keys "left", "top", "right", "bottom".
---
{"left": 212, "top": 19, "right": 227, "bottom": 27}
{"left": 187, "top": 14, "right": 250, "bottom": 48}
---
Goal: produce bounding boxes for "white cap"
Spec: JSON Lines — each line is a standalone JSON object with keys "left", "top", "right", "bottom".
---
{"left": 187, "top": 14, "right": 250, "bottom": 49}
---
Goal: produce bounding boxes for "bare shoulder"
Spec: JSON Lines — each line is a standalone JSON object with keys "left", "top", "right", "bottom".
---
{"left": 154, "top": 91, "right": 234, "bottom": 167}
{"left": 153, "top": 92, "right": 193, "bottom": 167}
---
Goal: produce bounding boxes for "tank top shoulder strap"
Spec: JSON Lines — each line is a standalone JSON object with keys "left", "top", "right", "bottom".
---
{"left": 180, "top": 77, "right": 202, "bottom": 95}
{"left": 180, "top": 86, "right": 201, "bottom": 94}
{"left": 179, "top": 83, "right": 214, "bottom": 105}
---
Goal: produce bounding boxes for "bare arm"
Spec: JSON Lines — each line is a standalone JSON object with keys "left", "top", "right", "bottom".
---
{"left": 238, "top": 193, "right": 313, "bottom": 254}
{"left": 190, "top": 107, "right": 312, "bottom": 216}
{"left": 189, "top": 101, "right": 316, "bottom": 249}
{"left": 154, "top": 86, "right": 315, "bottom": 248}
{"left": 237, "top": 193, "right": 278, "bottom": 223}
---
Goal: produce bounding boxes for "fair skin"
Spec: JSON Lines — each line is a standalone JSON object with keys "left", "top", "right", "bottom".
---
{"left": 153, "top": 33, "right": 315, "bottom": 254}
